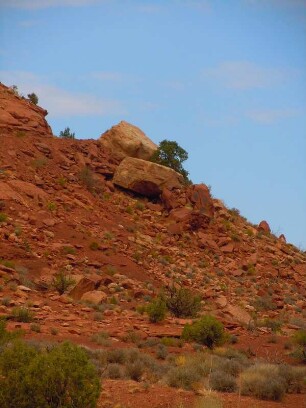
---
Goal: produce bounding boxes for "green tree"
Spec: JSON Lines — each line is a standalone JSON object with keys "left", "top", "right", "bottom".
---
{"left": 150, "top": 140, "right": 190, "bottom": 183}
{"left": 27, "top": 93, "right": 38, "bottom": 105}
{"left": 59, "top": 127, "right": 75, "bottom": 139}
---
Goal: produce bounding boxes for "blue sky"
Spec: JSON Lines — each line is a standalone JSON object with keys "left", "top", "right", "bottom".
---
{"left": 1, "top": 0, "right": 305, "bottom": 249}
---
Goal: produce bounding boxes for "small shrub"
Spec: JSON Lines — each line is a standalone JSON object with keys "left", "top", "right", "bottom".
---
{"left": 79, "top": 166, "right": 96, "bottom": 191}
{"left": 209, "top": 370, "right": 237, "bottom": 392}
{"left": 106, "top": 363, "right": 122, "bottom": 379}
{"left": 30, "top": 323, "right": 41, "bottom": 333}
{"left": 52, "top": 271, "right": 75, "bottom": 295}
{"left": 166, "top": 365, "right": 202, "bottom": 390}
{"left": 61, "top": 246, "right": 76, "bottom": 255}
{"left": 293, "top": 329, "right": 306, "bottom": 362}
{"left": 27, "top": 92, "right": 38, "bottom": 105}
{"left": 106, "top": 349, "right": 127, "bottom": 364}
{"left": 59, "top": 127, "right": 75, "bottom": 139}
{"left": 11, "top": 307, "right": 34, "bottom": 323}
{"left": 240, "top": 364, "right": 285, "bottom": 401}
{"left": 125, "top": 360, "right": 145, "bottom": 381}
{"left": 182, "top": 315, "right": 225, "bottom": 349}
{"left": 294, "top": 329, "right": 306, "bottom": 347}
{"left": 278, "top": 364, "right": 306, "bottom": 393}
{"left": 57, "top": 176, "right": 67, "bottom": 187}
{"left": 50, "top": 327, "right": 58, "bottom": 335}
{"left": 0, "top": 212, "right": 8, "bottom": 223}
{"left": 1, "top": 297, "right": 11, "bottom": 307}
{"left": 89, "top": 241, "right": 99, "bottom": 251}
{"left": 135, "top": 201, "right": 145, "bottom": 211}
{"left": 156, "top": 344, "right": 168, "bottom": 360}
{"left": 147, "top": 296, "right": 167, "bottom": 323}
{"left": 46, "top": 201, "right": 57, "bottom": 211}
{"left": 91, "top": 331, "right": 111, "bottom": 346}
{"left": 165, "top": 284, "right": 201, "bottom": 318}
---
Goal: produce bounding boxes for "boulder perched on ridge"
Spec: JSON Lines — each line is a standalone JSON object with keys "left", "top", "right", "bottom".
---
{"left": 99, "top": 120, "right": 157, "bottom": 161}
{"left": 113, "top": 157, "right": 184, "bottom": 197}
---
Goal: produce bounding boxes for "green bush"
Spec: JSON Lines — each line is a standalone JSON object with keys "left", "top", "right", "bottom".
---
{"left": 11, "top": 307, "right": 34, "bottom": 323}
{"left": 147, "top": 296, "right": 167, "bottom": 323}
{"left": 150, "top": 140, "right": 190, "bottom": 183}
{"left": 0, "top": 341, "right": 101, "bottom": 408}
{"left": 165, "top": 285, "right": 201, "bottom": 318}
{"left": 52, "top": 271, "right": 75, "bottom": 295}
{"left": 293, "top": 329, "right": 306, "bottom": 362}
{"left": 182, "top": 315, "right": 225, "bottom": 349}
{"left": 0, "top": 212, "right": 8, "bottom": 223}
{"left": 59, "top": 127, "right": 75, "bottom": 139}
{"left": 27, "top": 92, "right": 38, "bottom": 105}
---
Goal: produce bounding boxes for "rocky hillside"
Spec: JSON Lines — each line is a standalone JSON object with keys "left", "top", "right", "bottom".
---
{"left": 0, "top": 81, "right": 305, "bottom": 364}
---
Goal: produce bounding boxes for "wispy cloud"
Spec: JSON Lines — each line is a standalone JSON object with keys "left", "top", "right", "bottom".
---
{"left": 0, "top": 0, "right": 107, "bottom": 9}
{"left": 0, "top": 71, "right": 126, "bottom": 117}
{"left": 202, "top": 61, "right": 297, "bottom": 90}
{"left": 245, "top": 0, "right": 306, "bottom": 9}
{"left": 246, "top": 108, "right": 302, "bottom": 124}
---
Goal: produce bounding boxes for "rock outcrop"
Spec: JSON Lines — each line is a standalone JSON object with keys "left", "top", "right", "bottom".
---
{"left": 0, "top": 83, "right": 53, "bottom": 137}
{"left": 113, "top": 157, "right": 184, "bottom": 197}
{"left": 99, "top": 120, "right": 157, "bottom": 161}
{"left": 258, "top": 220, "right": 271, "bottom": 233}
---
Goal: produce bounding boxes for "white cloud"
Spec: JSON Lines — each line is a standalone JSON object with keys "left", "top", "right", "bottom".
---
{"left": 0, "top": 0, "right": 107, "bottom": 9}
{"left": 246, "top": 108, "right": 301, "bottom": 124}
{"left": 0, "top": 71, "right": 126, "bottom": 117}
{"left": 202, "top": 61, "right": 297, "bottom": 90}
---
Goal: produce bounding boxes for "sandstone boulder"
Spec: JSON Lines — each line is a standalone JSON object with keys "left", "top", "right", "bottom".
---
{"left": 99, "top": 121, "right": 157, "bottom": 161}
{"left": 187, "top": 184, "right": 214, "bottom": 219}
{"left": 69, "top": 277, "right": 100, "bottom": 300}
{"left": 258, "top": 220, "right": 271, "bottom": 233}
{"left": 113, "top": 157, "right": 184, "bottom": 197}
{"left": 81, "top": 290, "right": 107, "bottom": 305}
